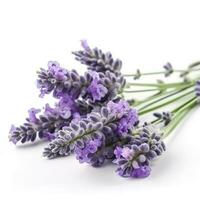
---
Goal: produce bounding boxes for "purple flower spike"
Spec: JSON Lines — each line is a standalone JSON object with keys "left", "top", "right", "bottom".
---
{"left": 37, "top": 62, "right": 84, "bottom": 99}
{"left": 9, "top": 95, "right": 90, "bottom": 145}
{"left": 73, "top": 43, "right": 122, "bottom": 74}
{"left": 113, "top": 124, "right": 166, "bottom": 178}
{"left": 37, "top": 61, "right": 125, "bottom": 106}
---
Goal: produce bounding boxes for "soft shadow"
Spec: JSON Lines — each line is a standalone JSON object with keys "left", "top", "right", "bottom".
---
{"left": 149, "top": 152, "right": 174, "bottom": 180}
{"left": 76, "top": 161, "right": 147, "bottom": 186}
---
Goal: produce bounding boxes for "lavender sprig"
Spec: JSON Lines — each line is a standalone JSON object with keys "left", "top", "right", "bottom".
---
{"left": 37, "top": 61, "right": 84, "bottom": 98}
{"left": 72, "top": 40, "right": 122, "bottom": 74}
{"left": 9, "top": 95, "right": 83, "bottom": 144}
{"left": 43, "top": 100, "right": 138, "bottom": 159}
{"left": 9, "top": 108, "right": 65, "bottom": 144}
{"left": 113, "top": 124, "right": 166, "bottom": 178}
{"left": 37, "top": 61, "right": 125, "bottom": 106}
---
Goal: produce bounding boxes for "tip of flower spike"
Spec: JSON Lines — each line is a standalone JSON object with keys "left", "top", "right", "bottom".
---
{"left": 80, "top": 39, "right": 91, "bottom": 52}
{"left": 9, "top": 125, "right": 18, "bottom": 144}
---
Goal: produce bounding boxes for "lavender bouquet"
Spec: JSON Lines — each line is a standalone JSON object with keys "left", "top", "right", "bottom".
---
{"left": 9, "top": 40, "right": 200, "bottom": 178}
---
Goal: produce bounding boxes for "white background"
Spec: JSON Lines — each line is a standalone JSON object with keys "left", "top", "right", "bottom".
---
{"left": 0, "top": 0, "right": 200, "bottom": 199}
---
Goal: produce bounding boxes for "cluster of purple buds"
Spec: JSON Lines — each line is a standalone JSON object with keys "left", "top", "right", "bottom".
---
{"left": 113, "top": 124, "right": 166, "bottom": 178}
{"left": 82, "top": 70, "right": 125, "bottom": 106}
{"left": 153, "top": 111, "right": 172, "bottom": 126}
{"left": 43, "top": 99, "right": 139, "bottom": 164}
{"left": 37, "top": 61, "right": 85, "bottom": 99}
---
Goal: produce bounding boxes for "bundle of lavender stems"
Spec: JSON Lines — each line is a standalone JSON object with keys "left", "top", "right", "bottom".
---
{"left": 9, "top": 40, "right": 200, "bottom": 178}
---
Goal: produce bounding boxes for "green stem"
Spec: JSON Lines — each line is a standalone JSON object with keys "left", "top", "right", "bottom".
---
{"left": 132, "top": 91, "right": 163, "bottom": 106}
{"left": 172, "top": 96, "right": 197, "bottom": 114}
{"left": 124, "top": 63, "right": 200, "bottom": 77}
{"left": 124, "top": 70, "right": 185, "bottom": 77}
{"left": 129, "top": 83, "right": 194, "bottom": 107}
{"left": 137, "top": 85, "right": 194, "bottom": 113}
{"left": 132, "top": 85, "right": 188, "bottom": 106}
{"left": 162, "top": 98, "right": 197, "bottom": 139}
{"left": 188, "top": 61, "right": 200, "bottom": 69}
{"left": 123, "top": 88, "right": 159, "bottom": 93}
{"left": 139, "top": 90, "right": 194, "bottom": 115}
{"left": 126, "top": 82, "right": 191, "bottom": 88}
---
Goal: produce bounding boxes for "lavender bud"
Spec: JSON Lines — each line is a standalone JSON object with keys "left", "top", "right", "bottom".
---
{"left": 163, "top": 62, "right": 173, "bottom": 77}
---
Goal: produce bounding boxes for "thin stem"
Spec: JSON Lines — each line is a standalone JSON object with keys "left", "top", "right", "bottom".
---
{"left": 138, "top": 89, "right": 194, "bottom": 115}
{"left": 162, "top": 109, "right": 190, "bottom": 139}
{"left": 147, "top": 96, "right": 196, "bottom": 129}
{"left": 130, "top": 83, "right": 194, "bottom": 107}
{"left": 132, "top": 85, "right": 191, "bottom": 107}
{"left": 162, "top": 98, "right": 197, "bottom": 139}
{"left": 138, "top": 85, "right": 194, "bottom": 112}
{"left": 124, "top": 70, "right": 185, "bottom": 77}
{"left": 173, "top": 97, "right": 197, "bottom": 115}
{"left": 188, "top": 61, "right": 200, "bottom": 69}
{"left": 123, "top": 88, "right": 159, "bottom": 93}
{"left": 172, "top": 96, "right": 197, "bottom": 114}
{"left": 124, "top": 62, "right": 200, "bottom": 77}
{"left": 151, "top": 118, "right": 163, "bottom": 125}
{"left": 132, "top": 91, "right": 163, "bottom": 106}
{"left": 126, "top": 82, "right": 191, "bottom": 88}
